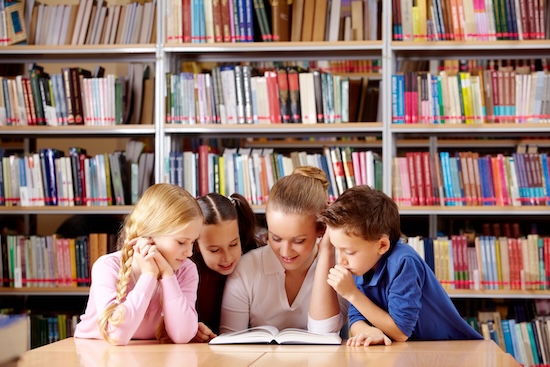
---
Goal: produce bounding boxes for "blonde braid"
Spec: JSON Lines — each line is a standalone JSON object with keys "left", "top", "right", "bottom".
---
{"left": 97, "top": 226, "right": 137, "bottom": 344}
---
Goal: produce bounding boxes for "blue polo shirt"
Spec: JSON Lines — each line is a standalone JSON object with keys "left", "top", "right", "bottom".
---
{"left": 348, "top": 241, "right": 482, "bottom": 340}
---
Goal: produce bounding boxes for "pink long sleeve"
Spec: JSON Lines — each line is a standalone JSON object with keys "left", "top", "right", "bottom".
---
{"left": 74, "top": 252, "right": 199, "bottom": 345}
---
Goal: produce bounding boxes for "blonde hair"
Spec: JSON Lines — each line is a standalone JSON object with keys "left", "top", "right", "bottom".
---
{"left": 266, "top": 166, "right": 329, "bottom": 216}
{"left": 98, "top": 183, "right": 203, "bottom": 344}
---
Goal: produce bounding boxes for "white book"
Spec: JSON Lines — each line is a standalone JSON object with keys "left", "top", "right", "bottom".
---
{"left": 86, "top": 0, "right": 102, "bottom": 44}
{"left": 71, "top": 0, "right": 87, "bottom": 45}
{"left": 57, "top": 5, "right": 72, "bottom": 45}
{"left": 299, "top": 72, "right": 316, "bottom": 124}
{"left": 0, "top": 315, "right": 29, "bottom": 365}
{"left": 220, "top": 67, "right": 237, "bottom": 124}
{"left": 108, "top": 5, "right": 121, "bottom": 44}
{"left": 77, "top": 0, "right": 94, "bottom": 45}
{"left": 101, "top": 5, "right": 114, "bottom": 44}
{"left": 254, "top": 76, "right": 269, "bottom": 124}
{"left": 93, "top": 6, "right": 107, "bottom": 44}
{"left": 64, "top": 156, "right": 75, "bottom": 207}
{"left": 130, "top": 3, "right": 143, "bottom": 44}
{"left": 138, "top": 1, "right": 152, "bottom": 43}
{"left": 75, "top": 0, "right": 94, "bottom": 45}
{"left": 124, "top": 2, "right": 137, "bottom": 44}
{"left": 145, "top": 0, "right": 157, "bottom": 43}
{"left": 209, "top": 326, "right": 342, "bottom": 345}
{"left": 203, "top": 0, "right": 214, "bottom": 43}
{"left": 327, "top": 0, "right": 340, "bottom": 41}
{"left": 31, "top": 153, "right": 45, "bottom": 206}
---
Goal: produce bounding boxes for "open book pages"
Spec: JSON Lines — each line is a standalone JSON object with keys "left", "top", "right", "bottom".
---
{"left": 209, "top": 326, "right": 342, "bottom": 345}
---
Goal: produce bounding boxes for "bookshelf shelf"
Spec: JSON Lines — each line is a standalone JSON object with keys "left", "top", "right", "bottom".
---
{"left": 0, "top": 45, "right": 157, "bottom": 62}
{"left": 163, "top": 123, "right": 384, "bottom": 137}
{"left": 0, "top": 125, "right": 156, "bottom": 136}
{"left": 447, "top": 289, "right": 550, "bottom": 300}
{"left": 0, "top": 206, "right": 133, "bottom": 215}
{"left": 390, "top": 40, "right": 550, "bottom": 58}
{"left": 398, "top": 206, "right": 550, "bottom": 216}
{"left": 163, "top": 41, "right": 384, "bottom": 62}
{"left": 391, "top": 123, "right": 550, "bottom": 135}
{"left": 0, "top": 287, "right": 90, "bottom": 296}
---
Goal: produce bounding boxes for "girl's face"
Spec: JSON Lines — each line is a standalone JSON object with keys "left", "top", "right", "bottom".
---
{"left": 151, "top": 218, "right": 203, "bottom": 271}
{"left": 266, "top": 210, "right": 320, "bottom": 273}
{"left": 197, "top": 220, "right": 242, "bottom": 275}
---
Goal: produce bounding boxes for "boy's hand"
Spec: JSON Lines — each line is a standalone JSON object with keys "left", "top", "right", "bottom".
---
{"left": 327, "top": 264, "right": 358, "bottom": 300}
{"left": 192, "top": 322, "right": 217, "bottom": 342}
{"left": 131, "top": 237, "right": 160, "bottom": 278}
{"left": 347, "top": 328, "right": 392, "bottom": 347}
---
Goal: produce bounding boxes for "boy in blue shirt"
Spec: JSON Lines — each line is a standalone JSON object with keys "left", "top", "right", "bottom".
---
{"left": 318, "top": 186, "right": 482, "bottom": 346}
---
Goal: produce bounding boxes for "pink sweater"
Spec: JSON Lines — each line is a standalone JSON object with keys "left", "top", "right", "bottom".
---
{"left": 74, "top": 251, "right": 199, "bottom": 345}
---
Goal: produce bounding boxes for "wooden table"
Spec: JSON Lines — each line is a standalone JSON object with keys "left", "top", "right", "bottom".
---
{"left": 14, "top": 337, "right": 521, "bottom": 367}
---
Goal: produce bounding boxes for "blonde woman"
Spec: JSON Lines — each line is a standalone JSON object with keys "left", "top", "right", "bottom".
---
{"left": 220, "top": 166, "right": 348, "bottom": 335}
{"left": 74, "top": 183, "right": 204, "bottom": 345}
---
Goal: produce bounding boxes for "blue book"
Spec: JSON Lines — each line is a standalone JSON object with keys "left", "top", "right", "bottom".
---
{"left": 502, "top": 319, "right": 515, "bottom": 357}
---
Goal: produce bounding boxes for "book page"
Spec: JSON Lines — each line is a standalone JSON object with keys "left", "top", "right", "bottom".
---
{"left": 209, "top": 325, "right": 280, "bottom": 344}
{"left": 274, "top": 328, "right": 342, "bottom": 345}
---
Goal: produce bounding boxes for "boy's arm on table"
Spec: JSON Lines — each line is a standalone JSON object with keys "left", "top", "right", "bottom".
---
{"left": 347, "top": 290, "right": 409, "bottom": 342}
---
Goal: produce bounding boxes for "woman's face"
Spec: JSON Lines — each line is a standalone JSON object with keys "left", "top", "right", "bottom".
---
{"left": 197, "top": 220, "right": 242, "bottom": 275}
{"left": 265, "top": 209, "right": 320, "bottom": 273}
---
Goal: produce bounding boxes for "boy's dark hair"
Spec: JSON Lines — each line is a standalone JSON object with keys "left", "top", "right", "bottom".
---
{"left": 318, "top": 186, "right": 402, "bottom": 247}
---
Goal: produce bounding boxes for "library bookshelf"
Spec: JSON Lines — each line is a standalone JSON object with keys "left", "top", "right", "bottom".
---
{"left": 1, "top": 0, "right": 550, "bottom": 359}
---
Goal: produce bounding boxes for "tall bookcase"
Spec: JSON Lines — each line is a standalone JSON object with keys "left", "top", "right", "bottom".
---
{"left": 1, "top": 0, "right": 550, "bottom": 355}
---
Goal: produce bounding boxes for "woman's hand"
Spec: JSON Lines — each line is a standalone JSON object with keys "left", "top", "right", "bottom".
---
{"left": 192, "top": 322, "right": 217, "bottom": 343}
{"left": 347, "top": 327, "right": 392, "bottom": 347}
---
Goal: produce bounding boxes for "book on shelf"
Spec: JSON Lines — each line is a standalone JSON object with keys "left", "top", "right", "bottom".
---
{"left": 209, "top": 326, "right": 342, "bottom": 345}
{"left": 0, "top": 314, "right": 29, "bottom": 365}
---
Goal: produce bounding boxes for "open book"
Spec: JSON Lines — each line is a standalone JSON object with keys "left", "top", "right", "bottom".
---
{"left": 209, "top": 326, "right": 342, "bottom": 345}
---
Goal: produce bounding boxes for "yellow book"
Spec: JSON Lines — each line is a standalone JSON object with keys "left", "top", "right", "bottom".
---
{"left": 494, "top": 238, "right": 502, "bottom": 290}
{"left": 69, "top": 238, "right": 77, "bottom": 287}
{"left": 218, "top": 155, "right": 225, "bottom": 197}
{"left": 459, "top": 72, "right": 474, "bottom": 124}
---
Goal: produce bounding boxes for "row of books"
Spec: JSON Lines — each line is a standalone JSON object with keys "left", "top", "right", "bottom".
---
{"left": 0, "top": 144, "right": 154, "bottom": 207}
{"left": 408, "top": 234, "right": 550, "bottom": 291}
{"left": 0, "top": 63, "right": 154, "bottom": 126}
{"left": 475, "top": 311, "right": 550, "bottom": 367}
{"left": 0, "top": 0, "right": 25, "bottom": 46}
{"left": 0, "top": 233, "right": 116, "bottom": 288}
{"left": 392, "top": 150, "right": 550, "bottom": 207}
{"left": 165, "top": 0, "right": 380, "bottom": 44}
{"left": 164, "top": 145, "right": 383, "bottom": 204}
{"left": 4, "top": 0, "right": 156, "bottom": 46}
{"left": 391, "top": 68, "right": 550, "bottom": 125}
{"left": 393, "top": 0, "right": 549, "bottom": 41}
{"left": 166, "top": 66, "right": 358, "bottom": 125}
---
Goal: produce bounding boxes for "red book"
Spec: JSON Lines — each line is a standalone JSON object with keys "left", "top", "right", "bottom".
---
{"left": 265, "top": 71, "right": 281, "bottom": 124}
{"left": 276, "top": 68, "right": 290, "bottom": 123}
{"left": 198, "top": 145, "right": 210, "bottom": 196}
{"left": 182, "top": 0, "right": 192, "bottom": 42}
{"left": 406, "top": 152, "right": 419, "bottom": 205}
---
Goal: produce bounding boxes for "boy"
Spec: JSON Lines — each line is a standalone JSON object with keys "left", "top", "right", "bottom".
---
{"left": 318, "top": 186, "right": 482, "bottom": 346}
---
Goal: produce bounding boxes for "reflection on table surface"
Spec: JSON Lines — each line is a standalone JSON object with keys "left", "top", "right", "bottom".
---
{"left": 16, "top": 337, "right": 521, "bottom": 367}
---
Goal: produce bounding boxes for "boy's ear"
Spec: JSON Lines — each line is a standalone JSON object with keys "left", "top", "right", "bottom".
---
{"left": 378, "top": 235, "right": 391, "bottom": 255}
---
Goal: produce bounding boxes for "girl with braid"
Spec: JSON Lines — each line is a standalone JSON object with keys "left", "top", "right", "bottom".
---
{"left": 74, "top": 184, "right": 204, "bottom": 345}
{"left": 191, "top": 193, "right": 261, "bottom": 342}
